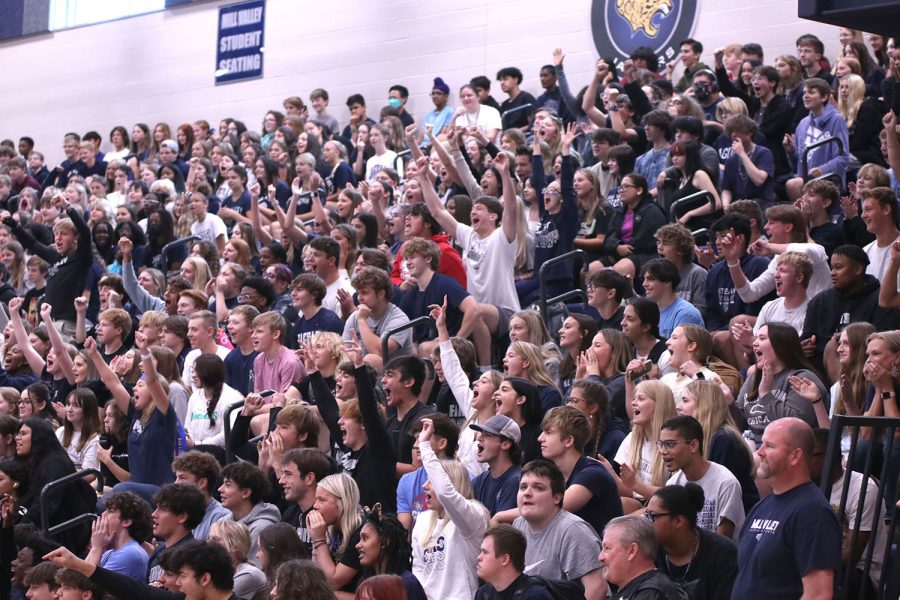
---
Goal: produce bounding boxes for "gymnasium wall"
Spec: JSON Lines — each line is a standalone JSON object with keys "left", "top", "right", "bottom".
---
{"left": 0, "top": 0, "right": 843, "bottom": 164}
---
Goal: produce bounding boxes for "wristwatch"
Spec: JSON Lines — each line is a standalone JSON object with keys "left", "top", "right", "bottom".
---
{"left": 881, "top": 391, "right": 897, "bottom": 400}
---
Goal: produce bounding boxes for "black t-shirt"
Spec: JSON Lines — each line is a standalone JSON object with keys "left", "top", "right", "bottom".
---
{"left": 386, "top": 402, "right": 436, "bottom": 464}
{"left": 655, "top": 527, "right": 737, "bottom": 600}
{"left": 500, "top": 91, "right": 537, "bottom": 129}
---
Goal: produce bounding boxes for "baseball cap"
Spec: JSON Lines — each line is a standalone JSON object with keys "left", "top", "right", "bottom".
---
{"left": 470, "top": 414, "right": 521, "bottom": 444}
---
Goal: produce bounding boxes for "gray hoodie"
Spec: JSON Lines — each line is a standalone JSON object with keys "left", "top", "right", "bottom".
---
{"left": 228, "top": 501, "right": 282, "bottom": 566}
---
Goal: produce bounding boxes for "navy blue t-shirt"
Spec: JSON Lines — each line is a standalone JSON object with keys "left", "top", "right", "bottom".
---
{"left": 721, "top": 144, "right": 775, "bottom": 206}
{"left": 473, "top": 465, "right": 522, "bottom": 516}
{"left": 127, "top": 402, "right": 177, "bottom": 486}
{"left": 224, "top": 348, "right": 258, "bottom": 396}
{"left": 397, "top": 273, "right": 469, "bottom": 342}
{"left": 567, "top": 455, "right": 623, "bottom": 535}
{"left": 733, "top": 481, "right": 841, "bottom": 600}
{"left": 290, "top": 307, "right": 345, "bottom": 349}
{"left": 221, "top": 191, "right": 251, "bottom": 217}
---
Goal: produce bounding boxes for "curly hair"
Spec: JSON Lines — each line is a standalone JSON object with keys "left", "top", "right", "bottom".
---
{"left": 360, "top": 505, "right": 412, "bottom": 576}
{"left": 104, "top": 491, "right": 153, "bottom": 542}
{"left": 272, "top": 560, "right": 332, "bottom": 600}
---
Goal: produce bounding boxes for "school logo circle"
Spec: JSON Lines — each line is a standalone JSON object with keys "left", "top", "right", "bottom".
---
{"left": 591, "top": 0, "right": 700, "bottom": 66}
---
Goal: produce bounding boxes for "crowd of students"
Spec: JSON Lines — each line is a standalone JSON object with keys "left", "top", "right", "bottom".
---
{"left": 1, "top": 24, "right": 900, "bottom": 600}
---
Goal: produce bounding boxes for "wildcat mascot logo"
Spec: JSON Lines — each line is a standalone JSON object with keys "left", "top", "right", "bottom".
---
{"left": 616, "top": 0, "right": 673, "bottom": 37}
{"left": 591, "top": 0, "right": 699, "bottom": 67}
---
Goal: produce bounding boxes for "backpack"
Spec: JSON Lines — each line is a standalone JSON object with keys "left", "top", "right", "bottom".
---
{"left": 511, "top": 575, "right": 585, "bottom": 600}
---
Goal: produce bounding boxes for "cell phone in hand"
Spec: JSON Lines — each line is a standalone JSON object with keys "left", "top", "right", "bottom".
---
{"left": 629, "top": 360, "right": 652, "bottom": 381}
{"left": 259, "top": 389, "right": 276, "bottom": 398}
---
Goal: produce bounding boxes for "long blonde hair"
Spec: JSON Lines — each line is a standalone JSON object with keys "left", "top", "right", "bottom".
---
{"left": 508, "top": 341, "right": 558, "bottom": 389}
{"left": 684, "top": 380, "right": 744, "bottom": 461}
{"left": 837, "top": 74, "right": 866, "bottom": 128}
{"left": 629, "top": 380, "right": 675, "bottom": 486}
{"left": 418, "top": 459, "right": 487, "bottom": 548}
{"left": 836, "top": 322, "right": 876, "bottom": 416}
{"left": 317, "top": 474, "right": 362, "bottom": 558}
{"left": 181, "top": 256, "right": 212, "bottom": 292}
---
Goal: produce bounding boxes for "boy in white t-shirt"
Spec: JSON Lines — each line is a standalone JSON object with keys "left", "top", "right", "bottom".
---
{"left": 189, "top": 192, "right": 227, "bottom": 254}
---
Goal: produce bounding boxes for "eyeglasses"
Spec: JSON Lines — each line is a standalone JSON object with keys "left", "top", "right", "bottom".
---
{"left": 543, "top": 190, "right": 561, "bottom": 198}
{"left": 656, "top": 439, "right": 690, "bottom": 451}
{"left": 619, "top": 183, "right": 637, "bottom": 190}
{"left": 565, "top": 396, "right": 584, "bottom": 404}
{"left": 643, "top": 510, "right": 672, "bottom": 523}
{"left": 237, "top": 293, "right": 260, "bottom": 302}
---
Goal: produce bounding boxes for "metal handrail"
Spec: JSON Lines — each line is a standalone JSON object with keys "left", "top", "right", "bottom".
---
{"left": 393, "top": 149, "right": 412, "bottom": 173}
{"left": 39, "top": 468, "right": 102, "bottom": 535}
{"left": 381, "top": 316, "right": 434, "bottom": 360}
{"left": 223, "top": 400, "right": 246, "bottom": 464}
{"left": 159, "top": 235, "right": 199, "bottom": 272}
{"left": 801, "top": 136, "right": 845, "bottom": 181}
{"left": 668, "top": 190, "right": 715, "bottom": 223}
{"left": 500, "top": 103, "right": 533, "bottom": 128}
{"left": 538, "top": 249, "right": 587, "bottom": 324}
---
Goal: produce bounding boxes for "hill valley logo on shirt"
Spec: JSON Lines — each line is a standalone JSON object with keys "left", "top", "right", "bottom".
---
{"left": 591, "top": 0, "right": 699, "bottom": 67}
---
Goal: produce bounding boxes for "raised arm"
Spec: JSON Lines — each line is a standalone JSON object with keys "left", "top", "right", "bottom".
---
{"left": 84, "top": 337, "right": 131, "bottom": 416}
{"left": 419, "top": 421, "right": 487, "bottom": 539}
{"left": 417, "top": 156, "right": 459, "bottom": 237}
{"left": 553, "top": 49, "right": 583, "bottom": 118}
{"left": 8, "top": 297, "right": 45, "bottom": 376}
{"left": 120, "top": 239, "right": 165, "bottom": 314}
{"left": 250, "top": 188, "right": 275, "bottom": 245}
{"left": 884, "top": 112, "right": 900, "bottom": 184}
{"left": 879, "top": 242, "right": 900, "bottom": 308}
{"left": 582, "top": 59, "right": 611, "bottom": 127}
{"left": 40, "top": 303, "right": 76, "bottom": 384}
{"left": 495, "top": 152, "right": 519, "bottom": 243}
{"left": 431, "top": 300, "right": 476, "bottom": 417}
{"left": 405, "top": 124, "right": 425, "bottom": 162}
{"left": 139, "top": 336, "right": 170, "bottom": 416}
{"left": 432, "top": 125, "right": 463, "bottom": 186}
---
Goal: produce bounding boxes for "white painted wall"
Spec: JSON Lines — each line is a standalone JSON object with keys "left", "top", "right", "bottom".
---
{"left": 0, "top": 0, "right": 844, "bottom": 164}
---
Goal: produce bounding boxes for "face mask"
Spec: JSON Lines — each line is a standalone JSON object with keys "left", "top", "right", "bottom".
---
{"left": 388, "top": 98, "right": 402, "bottom": 109}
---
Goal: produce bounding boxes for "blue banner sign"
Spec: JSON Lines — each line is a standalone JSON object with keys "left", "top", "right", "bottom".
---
{"left": 215, "top": 0, "right": 265, "bottom": 85}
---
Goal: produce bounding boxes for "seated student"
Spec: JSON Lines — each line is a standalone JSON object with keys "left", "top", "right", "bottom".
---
{"left": 538, "top": 406, "right": 623, "bottom": 536}
{"left": 396, "top": 413, "right": 459, "bottom": 533}
{"left": 572, "top": 268, "right": 629, "bottom": 329}
{"left": 654, "top": 224, "right": 707, "bottom": 313}
{"left": 308, "top": 473, "right": 365, "bottom": 594}
{"left": 146, "top": 483, "right": 207, "bottom": 583}
{"left": 46, "top": 539, "right": 236, "bottom": 600}
{"left": 343, "top": 266, "right": 414, "bottom": 369}
{"left": 658, "top": 416, "right": 745, "bottom": 540}
{"left": 277, "top": 447, "right": 334, "bottom": 553}
{"left": 397, "top": 238, "right": 488, "bottom": 363}
{"left": 705, "top": 213, "right": 771, "bottom": 335}
{"left": 803, "top": 245, "right": 898, "bottom": 375}
{"left": 640, "top": 259, "right": 704, "bottom": 339}
{"left": 390, "top": 202, "right": 466, "bottom": 289}
{"left": 355, "top": 507, "right": 427, "bottom": 600}
{"left": 798, "top": 180, "right": 845, "bottom": 257}
{"left": 306, "top": 236, "right": 355, "bottom": 315}
{"left": 288, "top": 274, "right": 344, "bottom": 350}
{"left": 184, "top": 354, "right": 243, "bottom": 452}
{"left": 475, "top": 524, "right": 564, "bottom": 600}
{"left": 784, "top": 77, "right": 850, "bottom": 201}
{"left": 85, "top": 491, "right": 152, "bottom": 581}
{"left": 95, "top": 308, "right": 132, "bottom": 364}
{"left": 860, "top": 187, "right": 900, "bottom": 282}
{"left": 189, "top": 191, "right": 227, "bottom": 254}
{"left": 223, "top": 305, "right": 260, "bottom": 397}
{"left": 207, "top": 520, "right": 267, "bottom": 600}
{"left": 218, "top": 462, "right": 280, "bottom": 566}
{"left": 182, "top": 311, "right": 231, "bottom": 393}
{"left": 810, "top": 428, "right": 888, "bottom": 595}
{"left": 678, "top": 379, "right": 759, "bottom": 513}
{"left": 660, "top": 325, "right": 720, "bottom": 403}
{"left": 503, "top": 342, "right": 563, "bottom": 412}
{"left": 736, "top": 323, "right": 828, "bottom": 446}
{"left": 717, "top": 204, "right": 831, "bottom": 314}
{"left": 512, "top": 460, "right": 606, "bottom": 600}
{"left": 171, "top": 451, "right": 232, "bottom": 542}
{"left": 471, "top": 415, "right": 523, "bottom": 517}
{"left": 753, "top": 251, "right": 813, "bottom": 336}
{"left": 648, "top": 485, "right": 737, "bottom": 599}
{"left": 54, "top": 567, "right": 104, "bottom": 600}
{"left": 22, "top": 561, "right": 60, "bottom": 600}
{"left": 720, "top": 115, "right": 776, "bottom": 208}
